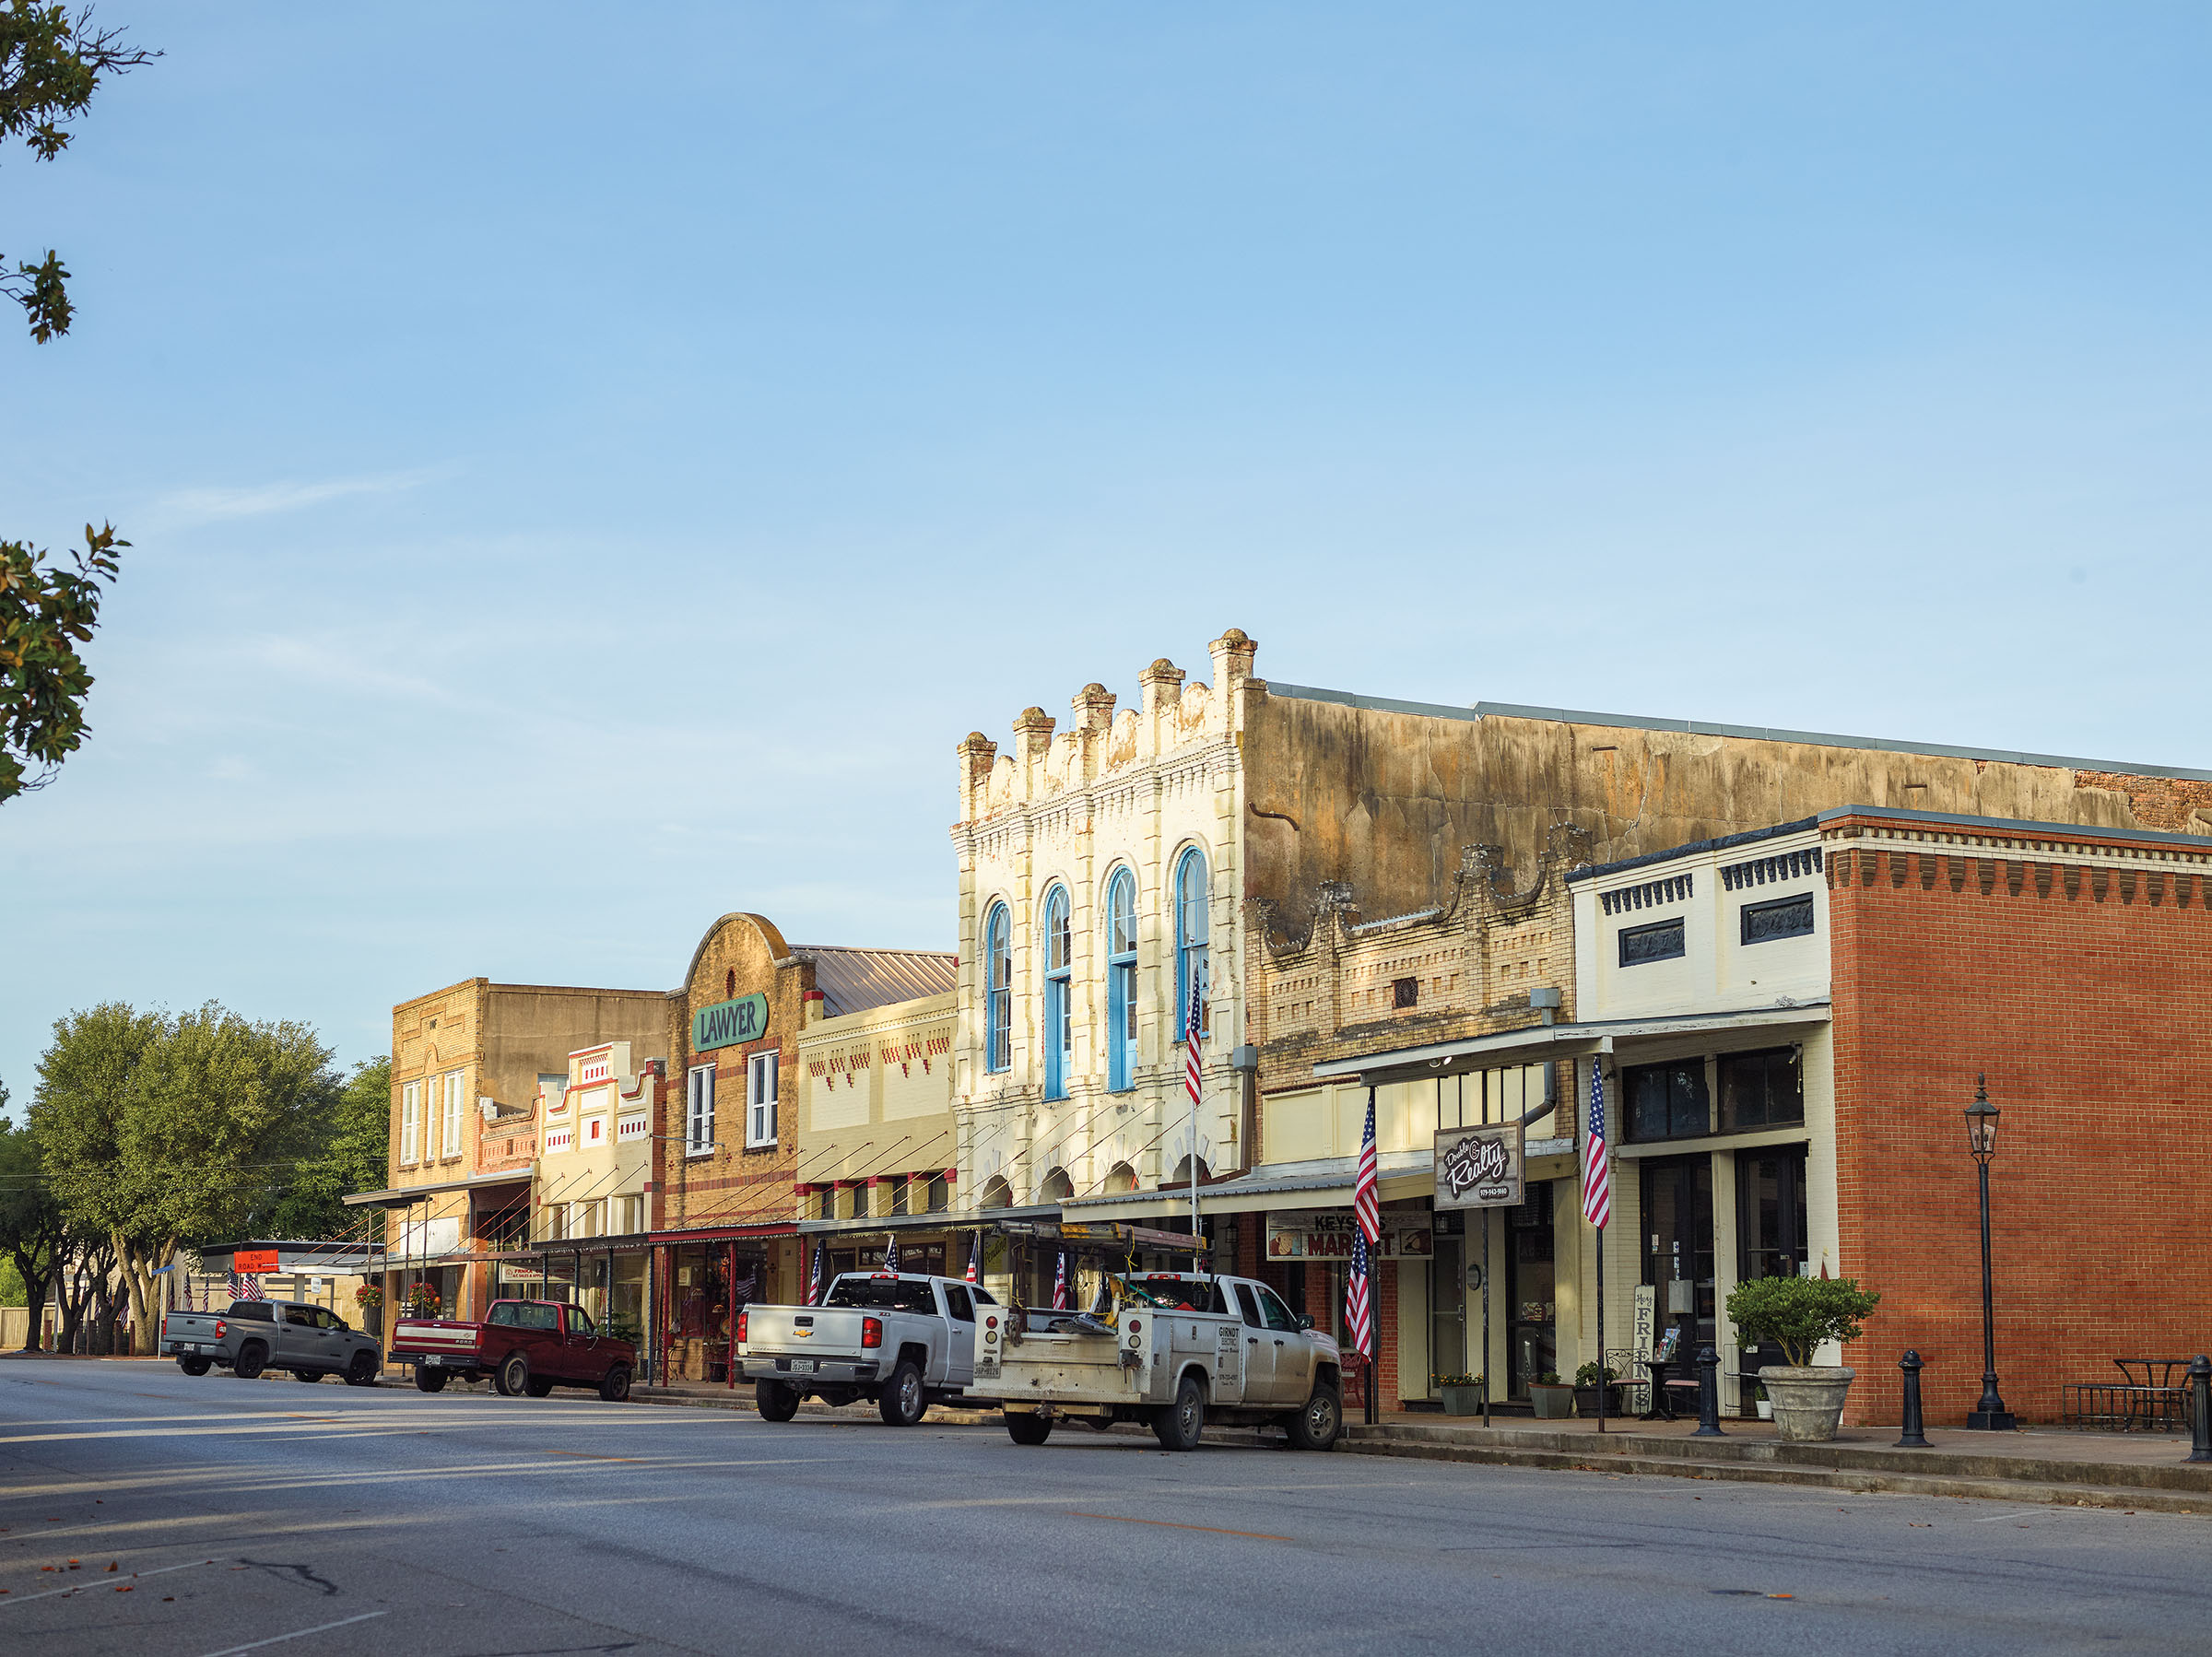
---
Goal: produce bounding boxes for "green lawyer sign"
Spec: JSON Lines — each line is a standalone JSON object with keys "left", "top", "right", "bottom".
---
{"left": 693, "top": 993, "right": 769, "bottom": 1052}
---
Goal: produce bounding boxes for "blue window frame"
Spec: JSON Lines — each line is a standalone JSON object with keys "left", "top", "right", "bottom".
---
{"left": 983, "top": 901, "right": 1012, "bottom": 1073}
{"left": 1105, "top": 866, "right": 1137, "bottom": 1091}
{"left": 1173, "top": 847, "right": 1209, "bottom": 1039}
{"left": 1041, "top": 884, "right": 1071, "bottom": 1099}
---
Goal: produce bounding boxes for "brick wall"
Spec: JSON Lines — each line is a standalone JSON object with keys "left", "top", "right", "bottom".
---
{"left": 1826, "top": 823, "right": 2212, "bottom": 1426}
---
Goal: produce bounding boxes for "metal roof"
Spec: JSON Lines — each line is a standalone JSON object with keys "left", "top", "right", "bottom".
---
{"left": 1308, "top": 1003, "right": 1832, "bottom": 1083}
{"left": 795, "top": 946, "right": 958, "bottom": 1017}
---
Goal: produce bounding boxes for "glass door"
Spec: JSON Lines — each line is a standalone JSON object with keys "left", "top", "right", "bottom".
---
{"left": 1735, "top": 1148, "right": 1809, "bottom": 1400}
{"left": 1429, "top": 1236, "right": 1465, "bottom": 1395}
{"left": 1640, "top": 1156, "right": 1715, "bottom": 1364}
{"left": 1505, "top": 1181, "right": 1556, "bottom": 1399}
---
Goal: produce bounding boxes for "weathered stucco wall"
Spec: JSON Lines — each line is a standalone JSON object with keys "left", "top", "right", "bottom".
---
{"left": 1241, "top": 688, "right": 2212, "bottom": 929}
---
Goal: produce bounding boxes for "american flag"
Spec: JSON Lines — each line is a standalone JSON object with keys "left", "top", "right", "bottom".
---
{"left": 805, "top": 1245, "right": 824, "bottom": 1307}
{"left": 228, "top": 1273, "right": 263, "bottom": 1302}
{"left": 1582, "top": 1061, "right": 1612, "bottom": 1228}
{"left": 1345, "top": 1231, "right": 1372, "bottom": 1361}
{"left": 1352, "top": 1089, "right": 1380, "bottom": 1247}
{"left": 1053, "top": 1252, "right": 1070, "bottom": 1311}
{"left": 964, "top": 1236, "right": 980, "bottom": 1284}
{"left": 883, "top": 1232, "right": 900, "bottom": 1273}
{"left": 1183, "top": 962, "right": 1205, "bottom": 1110}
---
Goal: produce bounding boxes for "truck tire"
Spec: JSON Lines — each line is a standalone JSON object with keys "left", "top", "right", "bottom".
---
{"left": 234, "top": 1341, "right": 267, "bottom": 1381}
{"left": 344, "top": 1350, "right": 380, "bottom": 1387}
{"left": 755, "top": 1380, "right": 802, "bottom": 1421}
{"left": 1006, "top": 1411, "right": 1053, "bottom": 1446}
{"left": 1151, "top": 1375, "right": 1206, "bottom": 1451}
{"left": 598, "top": 1364, "right": 631, "bottom": 1403}
{"left": 497, "top": 1353, "right": 531, "bottom": 1397}
{"left": 414, "top": 1368, "right": 450, "bottom": 1393}
{"left": 177, "top": 1355, "right": 211, "bottom": 1377}
{"left": 877, "top": 1359, "right": 927, "bottom": 1427}
{"left": 1287, "top": 1381, "right": 1343, "bottom": 1451}
{"left": 525, "top": 1376, "right": 555, "bottom": 1398}
{"left": 292, "top": 1369, "right": 323, "bottom": 1383}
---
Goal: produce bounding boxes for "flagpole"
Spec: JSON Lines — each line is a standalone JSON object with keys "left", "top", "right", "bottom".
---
{"left": 1595, "top": 1215, "right": 1606, "bottom": 1435}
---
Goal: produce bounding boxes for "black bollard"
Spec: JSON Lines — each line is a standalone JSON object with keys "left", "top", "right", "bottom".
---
{"left": 2187, "top": 1356, "right": 2211, "bottom": 1464}
{"left": 1693, "top": 1345, "right": 1725, "bottom": 1437}
{"left": 1895, "top": 1349, "right": 1930, "bottom": 1448}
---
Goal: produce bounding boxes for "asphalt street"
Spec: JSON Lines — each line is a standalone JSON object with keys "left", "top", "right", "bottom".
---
{"left": 2, "top": 1358, "right": 2206, "bottom": 1657}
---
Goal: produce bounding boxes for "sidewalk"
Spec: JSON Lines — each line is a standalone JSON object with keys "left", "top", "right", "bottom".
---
{"left": 1340, "top": 1412, "right": 2212, "bottom": 1515}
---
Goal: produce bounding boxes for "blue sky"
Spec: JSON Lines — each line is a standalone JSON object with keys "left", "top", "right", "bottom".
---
{"left": 4, "top": 4, "right": 2208, "bottom": 1104}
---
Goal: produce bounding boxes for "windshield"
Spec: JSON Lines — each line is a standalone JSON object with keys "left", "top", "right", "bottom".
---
{"left": 824, "top": 1275, "right": 938, "bottom": 1314}
{"left": 1119, "top": 1275, "right": 1224, "bottom": 1313}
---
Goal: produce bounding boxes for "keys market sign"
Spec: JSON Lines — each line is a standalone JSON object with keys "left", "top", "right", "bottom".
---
{"left": 1433, "top": 1122, "right": 1524, "bottom": 1209}
{"left": 693, "top": 993, "right": 770, "bottom": 1052}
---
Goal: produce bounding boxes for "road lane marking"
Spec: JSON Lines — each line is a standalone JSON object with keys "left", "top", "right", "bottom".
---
{"left": 541, "top": 1450, "right": 645, "bottom": 1462}
{"left": 198, "top": 1609, "right": 387, "bottom": 1655}
{"left": 0, "top": 1557, "right": 218, "bottom": 1607}
{"left": 1067, "top": 1511, "right": 1291, "bottom": 1542}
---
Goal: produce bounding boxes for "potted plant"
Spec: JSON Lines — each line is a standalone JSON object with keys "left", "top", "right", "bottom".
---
{"left": 1724, "top": 1275, "right": 1880, "bottom": 1441}
{"left": 1572, "top": 1360, "right": 1623, "bottom": 1417}
{"left": 1751, "top": 1381, "right": 1772, "bottom": 1421}
{"left": 1436, "top": 1372, "right": 1486, "bottom": 1416}
{"left": 354, "top": 1282, "right": 384, "bottom": 1337}
{"left": 1528, "top": 1372, "right": 1575, "bottom": 1419}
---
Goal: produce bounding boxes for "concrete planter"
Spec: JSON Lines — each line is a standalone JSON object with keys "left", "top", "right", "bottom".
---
{"left": 1759, "top": 1365, "right": 1855, "bottom": 1441}
{"left": 1440, "top": 1383, "right": 1486, "bottom": 1416}
{"left": 1529, "top": 1383, "right": 1575, "bottom": 1419}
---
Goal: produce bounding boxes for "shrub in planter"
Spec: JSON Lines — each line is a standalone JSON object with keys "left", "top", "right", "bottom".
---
{"left": 1528, "top": 1372, "right": 1575, "bottom": 1419}
{"left": 1572, "top": 1360, "right": 1624, "bottom": 1417}
{"left": 1725, "top": 1275, "right": 1880, "bottom": 1441}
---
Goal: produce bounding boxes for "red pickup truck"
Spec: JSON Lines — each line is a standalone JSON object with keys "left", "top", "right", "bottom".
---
{"left": 389, "top": 1299, "right": 635, "bottom": 1402}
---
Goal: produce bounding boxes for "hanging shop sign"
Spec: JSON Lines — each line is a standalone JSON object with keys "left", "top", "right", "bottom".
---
{"left": 1433, "top": 1122, "right": 1524, "bottom": 1209}
{"left": 1265, "top": 1210, "right": 1431, "bottom": 1260}
{"left": 692, "top": 993, "right": 770, "bottom": 1052}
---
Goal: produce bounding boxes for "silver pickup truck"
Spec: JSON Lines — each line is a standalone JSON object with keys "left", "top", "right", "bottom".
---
{"left": 736, "top": 1272, "right": 996, "bottom": 1426}
{"left": 159, "top": 1299, "right": 382, "bottom": 1386}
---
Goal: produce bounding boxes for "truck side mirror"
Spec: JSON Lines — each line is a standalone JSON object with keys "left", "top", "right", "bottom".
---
{"left": 1297, "top": 1313, "right": 1314, "bottom": 1331}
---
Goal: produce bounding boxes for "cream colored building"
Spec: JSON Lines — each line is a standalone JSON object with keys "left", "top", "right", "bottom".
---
{"left": 794, "top": 988, "right": 962, "bottom": 1278}
{"left": 952, "top": 631, "right": 1260, "bottom": 1228}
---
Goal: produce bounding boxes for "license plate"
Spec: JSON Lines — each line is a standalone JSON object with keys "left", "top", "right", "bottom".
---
{"left": 788, "top": 1358, "right": 815, "bottom": 1374}
{"left": 423, "top": 1355, "right": 443, "bottom": 1366}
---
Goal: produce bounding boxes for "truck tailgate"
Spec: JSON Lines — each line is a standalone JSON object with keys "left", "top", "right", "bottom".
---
{"left": 162, "top": 1312, "right": 223, "bottom": 1344}
{"left": 391, "top": 1317, "right": 483, "bottom": 1357}
{"left": 743, "top": 1306, "right": 871, "bottom": 1357}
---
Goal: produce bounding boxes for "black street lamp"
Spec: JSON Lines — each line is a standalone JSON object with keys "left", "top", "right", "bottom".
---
{"left": 1964, "top": 1075, "right": 2016, "bottom": 1430}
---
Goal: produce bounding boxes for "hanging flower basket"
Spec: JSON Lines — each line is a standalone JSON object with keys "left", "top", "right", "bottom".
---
{"left": 354, "top": 1284, "right": 384, "bottom": 1310}
{"left": 403, "top": 1282, "right": 443, "bottom": 1320}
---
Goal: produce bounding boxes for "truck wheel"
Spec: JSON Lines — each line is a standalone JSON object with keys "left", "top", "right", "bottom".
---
{"left": 598, "top": 1364, "right": 631, "bottom": 1403}
{"left": 292, "top": 1369, "right": 323, "bottom": 1383}
{"left": 755, "top": 1380, "right": 802, "bottom": 1421}
{"left": 1287, "top": 1381, "right": 1343, "bottom": 1451}
{"left": 1152, "top": 1376, "right": 1206, "bottom": 1451}
{"left": 414, "top": 1368, "right": 450, "bottom": 1393}
{"left": 344, "top": 1350, "right": 381, "bottom": 1387}
{"left": 525, "top": 1376, "right": 555, "bottom": 1398}
{"left": 497, "top": 1353, "right": 531, "bottom": 1397}
{"left": 234, "top": 1342, "right": 267, "bottom": 1381}
{"left": 877, "top": 1359, "right": 927, "bottom": 1427}
{"left": 177, "top": 1355, "right": 211, "bottom": 1377}
{"left": 1005, "top": 1412, "right": 1053, "bottom": 1446}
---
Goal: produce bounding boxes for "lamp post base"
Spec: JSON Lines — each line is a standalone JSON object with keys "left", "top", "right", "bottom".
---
{"left": 1966, "top": 1408, "right": 2018, "bottom": 1430}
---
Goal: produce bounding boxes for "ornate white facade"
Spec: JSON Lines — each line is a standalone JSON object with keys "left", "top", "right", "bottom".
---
{"left": 951, "top": 629, "right": 1260, "bottom": 1213}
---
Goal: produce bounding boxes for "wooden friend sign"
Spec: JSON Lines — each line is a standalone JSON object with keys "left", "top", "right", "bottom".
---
{"left": 1432, "top": 1122, "right": 1524, "bottom": 1209}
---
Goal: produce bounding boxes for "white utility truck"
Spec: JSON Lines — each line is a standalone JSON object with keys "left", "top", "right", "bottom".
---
{"left": 979, "top": 1222, "right": 1344, "bottom": 1452}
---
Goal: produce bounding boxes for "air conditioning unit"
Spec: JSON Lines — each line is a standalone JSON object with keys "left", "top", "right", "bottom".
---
{"left": 479, "top": 1099, "right": 500, "bottom": 1124}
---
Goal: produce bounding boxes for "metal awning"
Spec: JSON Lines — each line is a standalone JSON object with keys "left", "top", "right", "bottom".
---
{"left": 344, "top": 1170, "right": 534, "bottom": 1208}
{"left": 1062, "top": 1154, "right": 1439, "bottom": 1221}
{"left": 193, "top": 1240, "right": 384, "bottom": 1274}
{"left": 796, "top": 1207, "right": 1029, "bottom": 1237}
{"left": 1309, "top": 1003, "right": 1832, "bottom": 1085}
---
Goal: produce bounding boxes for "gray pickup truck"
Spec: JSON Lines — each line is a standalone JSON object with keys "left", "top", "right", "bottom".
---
{"left": 736, "top": 1272, "right": 995, "bottom": 1426}
{"left": 160, "top": 1299, "right": 382, "bottom": 1386}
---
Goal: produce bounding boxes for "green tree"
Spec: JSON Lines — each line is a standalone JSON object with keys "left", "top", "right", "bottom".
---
{"left": 267, "top": 1055, "right": 391, "bottom": 1241}
{"left": 0, "top": 1120, "right": 68, "bottom": 1345}
{"left": 2, "top": 6, "right": 151, "bottom": 804}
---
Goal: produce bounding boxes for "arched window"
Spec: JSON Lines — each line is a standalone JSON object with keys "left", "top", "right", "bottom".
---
{"left": 1174, "top": 846, "right": 1210, "bottom": 1040}
{"left": 980, "top": 1175, "right": 1013, "bottom": 1210}
{"left": 1040, "top": 1168, "right": 1074, "bottom": 1205}
{"left": 983, "top": 901, "right": 1012, "bottom": 1073}
{"left": 1041, "top": 884, "right": 1071, "bottom": 1100}
{"left": 1104, "top": 866, "right": 1137, "bottom": 1091}
{"left": 1104, "top": 1161, "right": 1138, "bottom": 1195}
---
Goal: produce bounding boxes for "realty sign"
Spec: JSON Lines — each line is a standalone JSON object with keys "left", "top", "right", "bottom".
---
{"left": 1433, "top": 1122, "right": 1524, "bottom": 1209}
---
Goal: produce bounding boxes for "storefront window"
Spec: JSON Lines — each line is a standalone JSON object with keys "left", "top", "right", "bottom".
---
{"left": 1623, "top": 1060, "right": 1710, "bottom": 1142}
{"left": 1719, "top": 1048, "right": 1803, "bottom": 1132}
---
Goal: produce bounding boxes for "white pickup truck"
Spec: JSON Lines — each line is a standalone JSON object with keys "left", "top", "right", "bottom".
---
{"left": 736, "top": 1272, "right": 997, "bottom": 1426}
{"left": 983, "top": 1270, "right": 1343, "bottom": 1452}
